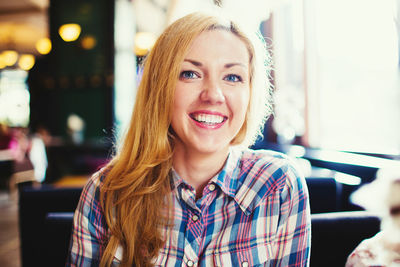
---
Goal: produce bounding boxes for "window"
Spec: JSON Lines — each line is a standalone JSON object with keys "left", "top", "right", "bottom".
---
{"left": 0, "top": 70, "right": 30, "bottom": 127}
{"left": 114, "top": 0, "right": 136, "bottom": 138}
{"left": 271, "top": 0, "right": 400, "bottom": 154}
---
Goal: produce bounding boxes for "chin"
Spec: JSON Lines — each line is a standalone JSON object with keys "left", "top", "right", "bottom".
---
{"left": 193, "top": 142, "right": 230, "bottom": 155}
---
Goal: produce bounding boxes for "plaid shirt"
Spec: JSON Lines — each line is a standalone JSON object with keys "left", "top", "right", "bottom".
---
{"left": 67, "top": 148, "right": 311, "bottom": 266}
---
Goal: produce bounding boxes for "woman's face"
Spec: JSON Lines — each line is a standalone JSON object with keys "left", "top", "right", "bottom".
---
{"left": 171, "top": 29, "right": 250, "bottom": 157}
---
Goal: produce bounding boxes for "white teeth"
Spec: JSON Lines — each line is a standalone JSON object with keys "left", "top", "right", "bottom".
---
{"left": 193, "top": 113, "right": 224, "bottom": 124}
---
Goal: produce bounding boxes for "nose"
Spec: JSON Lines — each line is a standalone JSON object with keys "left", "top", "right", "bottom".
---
{"left": 200, "top": 77, "right": 225, "bottom": 104}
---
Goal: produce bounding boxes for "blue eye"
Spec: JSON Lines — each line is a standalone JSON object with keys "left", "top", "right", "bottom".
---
{"left": 224, "top": 74, "right": 242, "bottom": 82}
{"left": 180, "top": 71, "right": 199, "bottom": 80}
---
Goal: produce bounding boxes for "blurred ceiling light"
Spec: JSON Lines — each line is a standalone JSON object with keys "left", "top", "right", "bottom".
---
{"left": 134, "top": 32, "right": 156, "bottom": 56}
{"left": 18, "top": 54, "right": 35, "bottom": 71}
{"left": 2, "top": 50, "right": 18, "bottom": 66}
{"left": 35, "top": 38, "right": 52, "bottom": 54}
{"left": 58, "top": 23, "right": 81, "bottom": 42}
{"left": 81, "top": 35, "right": 97, "bottom": 50}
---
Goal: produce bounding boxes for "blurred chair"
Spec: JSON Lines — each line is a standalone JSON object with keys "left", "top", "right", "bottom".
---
{"left": 311, "top": 211, "right": 380, "bottom": 267}
{"left": 0, "top": 157, "right": 13, "bottom": 190}
{"left": 46, "top": 212, "right": 76, "bottom": 264}
{"left": 18, "top": 185, "right": 82, "bottom": 267}
{"left": 306, "top": 176, "right": 342, "bottom": 213}
{"left": 306, "top": 166, "right": 362, "bottom": 213}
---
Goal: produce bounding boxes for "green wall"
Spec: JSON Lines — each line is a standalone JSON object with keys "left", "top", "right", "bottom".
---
{"left": 29, "top": 0, "right": 114, "bottom": 142}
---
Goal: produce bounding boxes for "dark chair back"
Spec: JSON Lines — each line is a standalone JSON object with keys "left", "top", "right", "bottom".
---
{"left": 310, "top": 211, "right": 380, "bottom": 267}
{"left": 306, "top": 177, "right": 342, "bottom": 213}
{"left": 18, "top": 185, "right": 82, "bottom": 267}
{"left": 46, "top": 212, "right": 75, "bottom": 265}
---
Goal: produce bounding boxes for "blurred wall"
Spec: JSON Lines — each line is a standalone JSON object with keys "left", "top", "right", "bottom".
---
{"left": 28, "top": 0, "right": 115, "bottom": 142}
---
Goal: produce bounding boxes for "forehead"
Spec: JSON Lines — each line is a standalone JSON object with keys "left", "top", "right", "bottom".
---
{"left": 184, "top": 29, "right": 250, "bottom": 65}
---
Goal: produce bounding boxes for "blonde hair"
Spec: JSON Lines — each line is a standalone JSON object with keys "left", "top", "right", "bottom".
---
{"left": 100, "top": 11, "right": 272, "bottom": 266}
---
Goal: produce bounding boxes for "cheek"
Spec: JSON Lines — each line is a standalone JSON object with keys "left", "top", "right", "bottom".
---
{"left": 172, "top": 85, "right": 189, "bottom": 115}
{"left": 234, "top": 88, "right": 250, "bottom": 120}
{"left": 173, "top": 83, "right": 199, "bottom": 109}
{"left": 171, "top": 84, "right": 197, "bottom": 134}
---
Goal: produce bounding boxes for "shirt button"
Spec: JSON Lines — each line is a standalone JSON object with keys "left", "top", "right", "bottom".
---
{"left": 242, "top": 261, "right": 249, "bottom": 267}
{"left": 187, "top": 260, "right": 194, "bottom": 266}
{"left": 209, "top": 184, "right": 216, "bottom": 191}
{"left": 192, "top": 214, "right": 199, "bottom": 222}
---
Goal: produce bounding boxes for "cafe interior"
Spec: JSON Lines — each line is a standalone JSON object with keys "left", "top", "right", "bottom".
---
{"left": 0, "top": 0, "right": 400, "bottom": 266}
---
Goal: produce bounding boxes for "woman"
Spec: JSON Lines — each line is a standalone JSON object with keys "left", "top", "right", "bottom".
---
{"left": 67, "top": 11, "right": 311, "bottom": 267}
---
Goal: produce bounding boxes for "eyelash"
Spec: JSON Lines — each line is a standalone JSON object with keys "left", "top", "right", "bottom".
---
{"left": 179, "top": 71, "right": 199, "bottom": 80}
{"left": 224, "top": 74, "right": 243, "bottom": 83}
{"left": 179, "top": 71, "right": 243, "bottom": 83}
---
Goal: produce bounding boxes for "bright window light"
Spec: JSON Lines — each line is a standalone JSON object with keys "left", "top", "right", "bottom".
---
{"left": 0, "top": 70, "right": 30, "bottom": 127}
{"left": 309, "top": 0, "right": 400, "bottom": 154}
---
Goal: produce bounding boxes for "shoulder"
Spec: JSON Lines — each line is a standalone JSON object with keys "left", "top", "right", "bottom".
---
{"left": 239, "top": 148, "right": 303, "bottom": 186}
{"left": 83, "top": 169, "right": 105, "bottom": 195}
{"left": 234, "top": 148, "right": 306, "bottom": 214}
{"left": 69, "top": 169, "right": 110, "bottom": 265}
{"left": 78, "top": 167, "right": 108, "bottom": 210}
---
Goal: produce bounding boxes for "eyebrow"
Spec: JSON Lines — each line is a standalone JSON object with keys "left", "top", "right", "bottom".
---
{"left": 183, "top": 59, "right": 247, "bottom": 69}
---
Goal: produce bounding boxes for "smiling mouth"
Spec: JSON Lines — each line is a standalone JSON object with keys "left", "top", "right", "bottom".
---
{"left": 190, "top": 113, "right": 227, "bottom": 126}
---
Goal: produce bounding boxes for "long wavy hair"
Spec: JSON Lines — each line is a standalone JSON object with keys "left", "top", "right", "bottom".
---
{"left": 99, "top": 11, "right": 272, "bottom": 267}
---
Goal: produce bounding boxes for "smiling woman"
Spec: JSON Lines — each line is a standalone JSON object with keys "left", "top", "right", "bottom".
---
{"left": 171, "top": 30, "right": 251, "bottom": 192}
{"left": 67, "top": 11, "right": 311, "bottom": 267}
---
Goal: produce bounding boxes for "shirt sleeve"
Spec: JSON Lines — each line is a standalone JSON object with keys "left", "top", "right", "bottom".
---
{"left": 271, "top": 161, "right": 312, "bottom": 267}
{"left": 66, "top": 172, "right": 109, "bottom": 267}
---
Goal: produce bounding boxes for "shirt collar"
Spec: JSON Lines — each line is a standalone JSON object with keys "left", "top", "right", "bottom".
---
{"left": 214, "top": 146, "right": 261, "bottom": 215}
{"left": 170, "top": 146, "right": 243, "bottom": 193}
{"left": 212, "top": 146, "right": 243, "bottom": 198}
{"left": 171, "top": 146, "right": 255, "bottom": 215}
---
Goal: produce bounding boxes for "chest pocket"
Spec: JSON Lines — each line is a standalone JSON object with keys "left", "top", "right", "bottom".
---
{"left": 213, "top": 243, "right": 273, "bottom": 267}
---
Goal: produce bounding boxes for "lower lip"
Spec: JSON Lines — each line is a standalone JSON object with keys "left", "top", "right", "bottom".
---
{"left": 191, "top": 118, "right": 226, "bottom": 129}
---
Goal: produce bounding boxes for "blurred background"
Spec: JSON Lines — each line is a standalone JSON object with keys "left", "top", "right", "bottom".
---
{"left": 0, "top": 0, "right": 399, "bottom": 160}
{"left": 0, "top": 0, "right": 399, "bottom": 266}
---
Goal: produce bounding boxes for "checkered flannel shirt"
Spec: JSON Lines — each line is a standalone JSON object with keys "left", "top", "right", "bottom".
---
{"left": 67, "top": 147, "right": 311, "bottom": 266}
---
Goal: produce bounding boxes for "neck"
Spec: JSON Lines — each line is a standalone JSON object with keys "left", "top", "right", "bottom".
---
{"left": 173, "top": 145, "right": 229, "bottom": 198}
